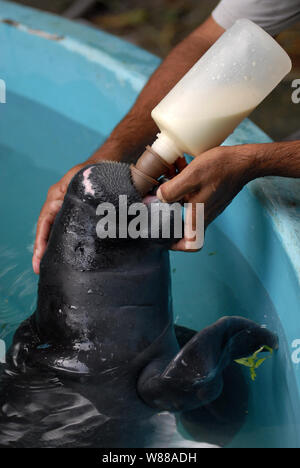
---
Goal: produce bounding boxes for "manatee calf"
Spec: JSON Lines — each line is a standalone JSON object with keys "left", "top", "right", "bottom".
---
{"left": 0, "top": 162, "right": 278, "bottom": 448}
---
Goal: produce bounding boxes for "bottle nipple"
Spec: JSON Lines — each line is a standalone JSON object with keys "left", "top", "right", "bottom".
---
{"left": 131, "top": 146, "right": 174, "bottom": 196}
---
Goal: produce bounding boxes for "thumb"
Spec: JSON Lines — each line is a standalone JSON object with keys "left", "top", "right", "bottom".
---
{"left": 157, "top": 166, "right": 197, "bottom": 203}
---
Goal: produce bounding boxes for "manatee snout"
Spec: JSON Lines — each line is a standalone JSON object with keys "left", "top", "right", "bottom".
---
{"left": 69, "top": 162, "right": 183, "bottom": 247}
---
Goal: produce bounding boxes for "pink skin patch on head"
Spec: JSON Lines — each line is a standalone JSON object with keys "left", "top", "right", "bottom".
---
{"left": 83, "top": 167, "right": 96, "bottom": 196}
{"left": 143, "top": 195, "right": 159, "bottom": 205}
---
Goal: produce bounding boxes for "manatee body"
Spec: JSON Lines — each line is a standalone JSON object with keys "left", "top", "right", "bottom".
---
{"left": 0, "top": 162, "right": 278, "bottom": 448}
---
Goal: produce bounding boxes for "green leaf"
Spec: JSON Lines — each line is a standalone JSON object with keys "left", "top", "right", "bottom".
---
{"left": 253, "top": 346, "right": 265, "bottom": 358}
{"left": 263, "top": 345, "right": 273, "bottom": 354}
{"left": 250, "top": 368, "right": 257, "bottom": 381}
{"left": 255, "top": 358, "right": 267, "bottom": 369}
{"left": 235, "top": 358, "right": 253, "bottom": 368}
{"left": 235, "top": 344, "right": 275, "bottom": 382}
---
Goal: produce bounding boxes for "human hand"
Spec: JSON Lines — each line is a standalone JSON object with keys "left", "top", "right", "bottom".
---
{"left": 32, "top": 163, "right": 86, "bottom": 275}
{"left": 157, "top": 146, "right": 253, "bottom": 252}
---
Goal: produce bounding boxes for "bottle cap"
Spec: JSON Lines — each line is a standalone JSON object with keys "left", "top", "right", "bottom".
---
{"left": 131, "top": 146, "right": 174, "bottom": 196}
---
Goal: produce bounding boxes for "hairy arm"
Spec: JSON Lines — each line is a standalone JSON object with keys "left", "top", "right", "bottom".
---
{"left": 33, "top": 16, "right": 225, "bottom": 274}
{"left": 157, "top": 140, "right": 300, "bottom": 251}
{"left": 90, "top": 17, "right": 225, "bottom": 163}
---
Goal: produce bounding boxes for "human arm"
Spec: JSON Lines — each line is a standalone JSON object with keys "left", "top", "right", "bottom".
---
{"left": 157, "top": 140, "right": 300, "bottom": 251}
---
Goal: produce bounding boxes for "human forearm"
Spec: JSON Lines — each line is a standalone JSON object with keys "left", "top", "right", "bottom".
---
{"left": 156, "top": 140, "right": 300, "bottom": 251}
{"left": 89, "top": 16, "right": 225, "bottom": 164}
{"left": 157, "top": 141, "right": 300, "bottom": 205}
{"left": 242, "top": 140, "right": 300, "bottom": 180}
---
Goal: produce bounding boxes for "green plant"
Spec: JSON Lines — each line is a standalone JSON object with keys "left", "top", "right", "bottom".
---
{"left": 235, "top": 345, "right": 274, "bottom": 382}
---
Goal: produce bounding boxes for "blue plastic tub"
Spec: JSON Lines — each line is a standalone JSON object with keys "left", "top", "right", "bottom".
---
{"left": 0, "top": 0, "right": 300, "bottom": 448}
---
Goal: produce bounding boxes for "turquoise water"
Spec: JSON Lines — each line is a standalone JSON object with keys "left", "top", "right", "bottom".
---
{"left": 0, "top": 92, "right": 104, "bottom": 347}
{"left": 0, "top": 94, "right": 299, "bottom": 447}
{"left": 171, "top": 231, "right": 299, "bottom": 448}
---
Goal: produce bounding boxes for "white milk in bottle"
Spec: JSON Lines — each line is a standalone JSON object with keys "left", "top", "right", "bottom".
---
{"left": 151, "top": 19, "right": 292, "bottom": 163}
{"left": 131, "top": 19, "right": 292, "bottom": 195}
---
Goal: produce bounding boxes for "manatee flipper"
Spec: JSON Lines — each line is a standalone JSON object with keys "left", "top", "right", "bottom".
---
{"left": 138, "top": 316, "right": 278, "bottom": 412}
{"left": 178, "top": 363, "right": 249, "bottom": 447}
{"left": 174, "top": 324, "right": 249, "bottom": 446}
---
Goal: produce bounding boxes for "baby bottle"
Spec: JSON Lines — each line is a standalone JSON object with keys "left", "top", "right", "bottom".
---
{"left": 131, "top": 19, "right": 292, "bottom": 195}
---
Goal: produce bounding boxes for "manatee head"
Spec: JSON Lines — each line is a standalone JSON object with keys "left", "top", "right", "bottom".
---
{"left": 43, "top": 162, "right": 183, "bottom": 271}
